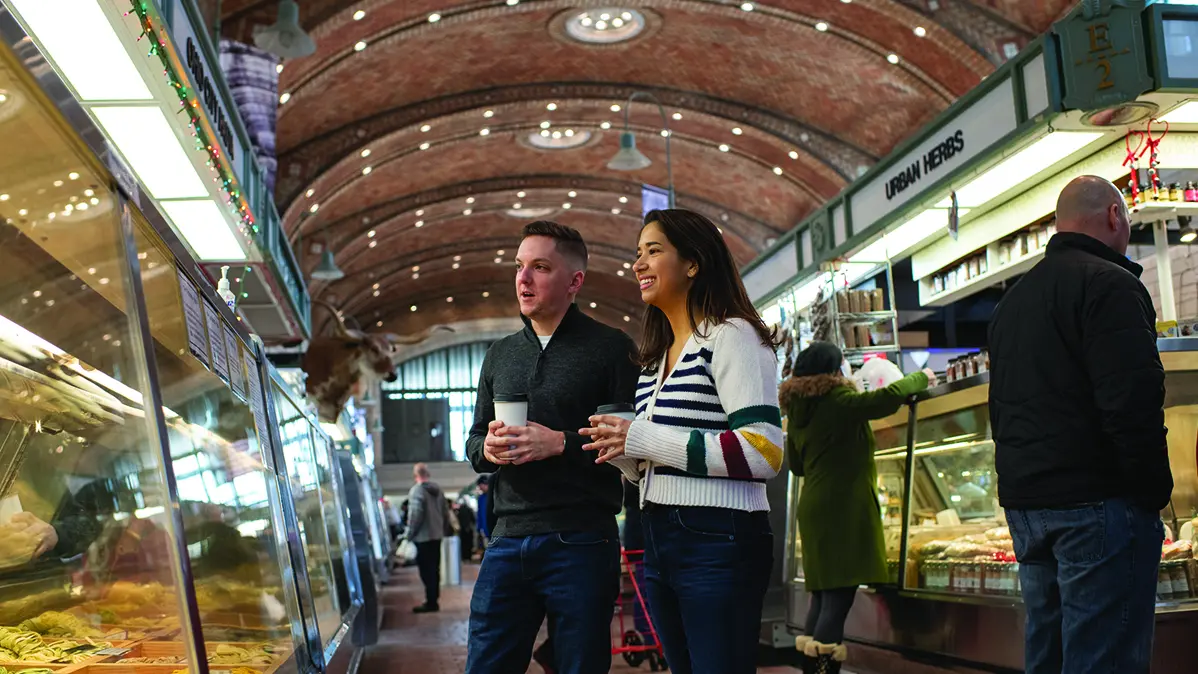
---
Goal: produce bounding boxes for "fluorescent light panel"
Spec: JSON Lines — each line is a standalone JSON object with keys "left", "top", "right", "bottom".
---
{"left": 92, "top": 106, "right": 209, "bottom": 200}
{"left": 939, "top": 131, "right": 1104, "bottom": 209}
{"left": 7, "top": 0, "right": 152, "bottom": 101}
{"left": 849, "top": 207, "right": 971, "bottom": 266}
{"left": 160, "top": 199, "right": 247, "bottom": 261}
{"left": 1160, "top": 101, "right": 1198, "bottom": 124}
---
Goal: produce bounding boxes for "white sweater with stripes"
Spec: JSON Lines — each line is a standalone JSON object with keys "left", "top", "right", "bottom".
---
{"left": 617, "top": 319, "right": 783, "bottom": 512}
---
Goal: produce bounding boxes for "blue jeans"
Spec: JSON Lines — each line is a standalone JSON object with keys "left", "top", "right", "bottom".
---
{"left": 1007, "top": 498, "right": 1163, "bottom": 674}
{"left": 465, "top": 531, "right": 620, "bottom": 674}
{"left": 642, "top": 505, "right": 773, "bottom": 674}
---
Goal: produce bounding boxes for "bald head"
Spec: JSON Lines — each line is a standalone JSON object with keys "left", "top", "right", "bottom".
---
{"left": 1055, "top": 176, "right": 1130, "bottom": 254}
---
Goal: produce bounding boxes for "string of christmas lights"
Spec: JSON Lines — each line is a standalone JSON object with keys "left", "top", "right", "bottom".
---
{"left": 125, "top": 0, "right": 259, "bottom": 312}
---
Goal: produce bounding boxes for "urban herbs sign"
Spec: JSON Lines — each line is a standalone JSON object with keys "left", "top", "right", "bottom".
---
{"left": 185, "top": 37, "right": 236, "bottom": 162}
{"left": 885, "top": 130, "right": 966, "bottom": 201}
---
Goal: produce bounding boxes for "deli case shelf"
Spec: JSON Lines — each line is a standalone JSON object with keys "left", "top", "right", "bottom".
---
{"left": 0, "top": 26, "right": 361, "bottom": 674}
{"left": 783, "top": 349, "right": 1198, "bottom": 671}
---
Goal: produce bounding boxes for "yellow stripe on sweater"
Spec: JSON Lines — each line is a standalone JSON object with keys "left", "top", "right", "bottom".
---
{"left": 741, "top": 430, "right": 782, "bottom": 472}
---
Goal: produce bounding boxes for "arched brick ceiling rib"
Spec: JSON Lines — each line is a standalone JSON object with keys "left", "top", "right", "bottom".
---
{"left": 219, "top": 0, "right": 1068, "bottom": 340}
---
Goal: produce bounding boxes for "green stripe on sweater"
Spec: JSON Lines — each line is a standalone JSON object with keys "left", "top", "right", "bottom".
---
{"left": 729, "top": 405, "right": 781, "bottom": 429}
{"left": 686, "top": 430, "right": 709, "bottom": 476}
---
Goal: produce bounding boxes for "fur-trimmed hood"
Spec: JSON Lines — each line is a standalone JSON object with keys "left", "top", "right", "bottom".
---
{"left": 779, "top": 373, "right": 856, "bottom": 429}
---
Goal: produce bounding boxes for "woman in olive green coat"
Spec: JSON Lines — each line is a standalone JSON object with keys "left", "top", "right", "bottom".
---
{"left": 779, "top": 342, "right": 933, "bottom": 673}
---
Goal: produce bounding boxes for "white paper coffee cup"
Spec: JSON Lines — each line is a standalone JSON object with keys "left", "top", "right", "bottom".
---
{"left": 596, "top": 403, "right": 636, "bottom": 427}
{"left": 494, "top": 393, "right": 529, "bottom": 427}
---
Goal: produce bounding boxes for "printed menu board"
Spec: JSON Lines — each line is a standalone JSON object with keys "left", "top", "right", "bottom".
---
{"left": 243, "top": 349, "right": 274, "bottom": 457}
{"left": 224, "top": 326, "right": 246, "bottom": 399}
{"left": 204, "top": 301, "right": 230, "bottom": 381}
{"left": 177, "top": 268, "right": 210, "bottom": 368}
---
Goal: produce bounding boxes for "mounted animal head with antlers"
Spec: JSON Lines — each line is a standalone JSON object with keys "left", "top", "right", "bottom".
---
{"left": 302, "top": 299, "right": 453, "bottom": 422}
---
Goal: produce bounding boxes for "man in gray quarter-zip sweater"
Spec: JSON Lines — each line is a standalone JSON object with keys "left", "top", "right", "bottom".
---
{"left": 465, "top": 221, "right": 639, "bottom": 674}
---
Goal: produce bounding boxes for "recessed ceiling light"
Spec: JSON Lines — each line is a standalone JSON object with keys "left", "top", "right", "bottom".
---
{"left": 354, "top": 10, "right": 366, "bottom": 20}
{"left": 373, "top": 282, "right": 380, "bottom": 289}
{"left": 719, "top": 144, "right": 730, "bottom": 152}
{"left": 483, "top": 291, "right": 491, "bottom": 297}
{"left": 454, "top": 255, "right": 462, "bottom": 262}
{"left": 18, "top": 209, "right": 27, "bottom": 216}
{"left": 617, "top": 270, "right": 625, "bottom": 276}
{"left": 361, "top": 166, "right": 372, "bottom": 175}
{"left": 732, "top": 127, "right": 743, "bottom": 135}
{"left": 85, "top": 189, "right": 95, "bottom": 197}
{"left": 565, "top": 129, "right": 575, "bottom": 137}
{"left": 428, "top": 13, "right": 441, "bottom": 22}
{"left": 463, "top": 209, "right": 473, "bottom": 215}
{"left": 815, "top": 22, "right": 829, "bottom": 31}
{"left": 416, "top": 209, "right": 424, "bottom": 216}
{"left": 453, "top": 263, "right": 460, "bottom": 269}
{"left": 53, "top": 180, "right": 63, "bottom": 187}
{"left": 888, "top": 54, "right": 900, "bottom": 64}
{"left": 507, "top": 0, "right": 519, "bottom": 5}
{"left": 484, "top": 110, "right": 494, "bottom": 118}
{"left": 494, "top": 257, "right": 503, "bottom": 264}
{"left": 480, "top": 128, "right": 490, "bottom": 136}
{"left": 619, "top": 196, "right": 629, "bottom": 203}
{"left": 361, "top": 148, "right": 371, "bottom": 157}
{"left": 0, "top": 194, "right": 7, "bottom": 201}
{"left": 568, "top": 191, "right": 577, "bottom": 197}
{"left": 354, "top": 41, "right": 367, "bottom": 52}
{"left": 789, "top": 150, "right": 799, "bottom": 159}
{"left": 89, "top": 197, "right": 99, "bottom": 206}
{"left": 309, "top": 203, "right": 319, "bottom": 213}
{"left": 497, "top": 249, "right": 506, "bottom": 255}
{"left": 420, "top": 124, "right": 432, "bottom": 132}
{"left": 467, "top": 197, "right": 476, "bottom": 204}
{"left": 914, "top": 26, "right": 927, "bottom": 37}
{"left": 612, "top": 208, "right": 621, "bottom": 214}
{"left": 562, "top": 203, "right": 572, "bottom": 209}
{"left": 540, "top": 121, "right": 551, "bottom": 129}
{"left": 623, "top": 315, "right": 631, "bottom": 322}
{"left": 540, "top": 130, "right": 551, "bottom": 137}
{"left": 446, "top": 296, "right": 454, "bottom": 303}
{"left": 419, "top": 142, "right": 430, "bottom": 150}
{"left": 369, "top": 241, "right": 377, "bottom": 248}
{"left": 547, "top": 102, "right": 558, "bottom": 111}
{"left": 410, "top": 305, "right": 417, "bottom": 312}
{"left": 600, "top": 121, "right": 611, "bottom": 130}
{"left": 413, "top": 265, "right": 420, "bottom": 272}
{"left": 552, "top": 131, "right": 562, "bottom": 139}
{"left": 611, "top": 104, "right": 621, "bottom": 112}
{"left": 306, "top": 189, "right": 315, "bottom": 197}
{"left": 367, "top": 230, "right": 376, "bottom": 238}
{"left": 410, "top": 273, "right": 418, "bottom": 280}
{"left": 376, "top": 320, "right": 383, "bottom": 327}
{"left": 672, "top": 112, "right": 682, "bottom": 120}
{"left": 415, "top": 220, "right": 424, "bottom": 227}
{"left": 840, "top": 0, "right": 851, "bottom": 3}
{"left": 660, "top": 129, "right": 670, "bottom": 137}
{"left": 513, "top": 203, "right": 522, "bottom": 209}
{"left": 773, "top": 167, "right": 783, "bottom": 175}
{"left": 279, "top": 92, "right": 291, "bottom": 104}
{"left": 741, "top": 2, "right": 754, "bottom": 11}
{"left": 590, "top": 302, "right": 597, "bottom": 308}
{"left": 69, "top": 172, "right": 79, "bottom": 180}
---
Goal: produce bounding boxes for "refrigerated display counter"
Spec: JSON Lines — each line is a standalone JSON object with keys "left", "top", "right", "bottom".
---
{"left": 784, "top": 341, "right": 1198, "bottom": 671}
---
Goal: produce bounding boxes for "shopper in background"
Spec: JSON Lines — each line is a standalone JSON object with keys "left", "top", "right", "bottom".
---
{"left": 579, "top": 208, "right": 782, "bottom": 674}
{"left": 989, "top": 175, "right": 1172, "bottom": 673}
{"left": 406, "top": 462, "right": 452, "bottom": 614}
{"left": 779, "top": 342, "right": 933, "bottom": 673}
{"left": 464, "top": 221, "right": 640, "bottom": 674}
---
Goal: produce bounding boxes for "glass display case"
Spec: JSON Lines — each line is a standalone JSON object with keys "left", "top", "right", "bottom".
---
{"left": 0, "top": 30, "right": 362, "bottom": 674}
{"left": 268, "top": 377, "right": 359, "bottom": 653}
{"left": 786, "top": 353, "right": 1198, "bottom": 607}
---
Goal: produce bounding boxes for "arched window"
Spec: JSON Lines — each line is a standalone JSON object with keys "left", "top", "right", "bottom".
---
{"left": 380, "top": 342, "right": 493, "bottom": 463}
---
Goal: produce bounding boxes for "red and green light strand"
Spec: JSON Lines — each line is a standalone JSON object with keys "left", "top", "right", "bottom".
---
{"left": 124, "top": 1, "right": 259, "bottom": 312}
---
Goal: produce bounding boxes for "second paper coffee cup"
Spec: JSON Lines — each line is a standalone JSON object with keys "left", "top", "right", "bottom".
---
{"left": 494, "top": 393, "right": 529, "bottom": 427}
{"left": 595, "top": 403, "right": 636, "bottom": 427}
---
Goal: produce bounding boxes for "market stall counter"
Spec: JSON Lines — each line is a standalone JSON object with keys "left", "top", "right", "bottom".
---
{"left": 784, "top": 340, "right": 1198, "bottom": 671}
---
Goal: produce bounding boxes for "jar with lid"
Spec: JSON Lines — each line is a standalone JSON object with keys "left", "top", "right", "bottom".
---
{"left": 1186, "top": 181, "right": 1198, "bottom": 202}
{"left": 1170, "top": 183, "right": 1184, "bottom": 202}
{"left": 1138, "top": 183, "right": 1150, "bottom": 205}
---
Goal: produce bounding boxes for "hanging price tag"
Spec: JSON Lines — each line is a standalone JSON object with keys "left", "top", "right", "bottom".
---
{"left": 177, "top": 269, "right": 210, "bottom": 368}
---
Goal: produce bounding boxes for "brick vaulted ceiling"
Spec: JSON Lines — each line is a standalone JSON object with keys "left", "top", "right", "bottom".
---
{"left": 218, "top": 0, "right": 1077, "bottom": 340}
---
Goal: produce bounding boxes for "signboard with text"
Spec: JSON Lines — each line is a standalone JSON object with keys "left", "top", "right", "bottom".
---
{"left": 849, "top": 78, "right": 1017, "bottom": 234}
{"left": 1054, "top": 0, "right": 1153, "bottom": 112}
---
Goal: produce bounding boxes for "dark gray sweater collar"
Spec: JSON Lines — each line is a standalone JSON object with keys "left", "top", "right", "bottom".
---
{"left": 518, "top": 303, "right": 587, "bottom": 344}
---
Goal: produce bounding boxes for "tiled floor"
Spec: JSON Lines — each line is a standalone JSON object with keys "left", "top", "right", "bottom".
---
{"left": 362, "top": 560, "right": 803, "bottom": 673}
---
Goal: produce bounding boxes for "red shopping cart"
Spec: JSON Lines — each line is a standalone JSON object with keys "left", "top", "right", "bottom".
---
{"left": 613, "top": 548, "right": 668, "bottom": 671}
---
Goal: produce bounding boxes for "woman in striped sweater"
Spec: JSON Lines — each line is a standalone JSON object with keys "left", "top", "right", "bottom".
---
{"left": 580, "top": 208, "right": 783, "bottom": 674}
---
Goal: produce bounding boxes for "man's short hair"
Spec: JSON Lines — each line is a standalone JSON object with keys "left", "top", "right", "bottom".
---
{"left": 413, "top": 462, "right": 430, "bottom": 479}
{"left": 521, "top": 220, "right": 588, "bottom": 271}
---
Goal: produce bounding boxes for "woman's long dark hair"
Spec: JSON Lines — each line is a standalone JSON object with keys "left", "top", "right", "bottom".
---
{"left": 637, "top": 208, "right": 780, "bottom": 369}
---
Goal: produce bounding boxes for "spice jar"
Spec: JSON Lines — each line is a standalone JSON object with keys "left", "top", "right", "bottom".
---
{"left": 1187, "top": 181, "right": 1198, "bottom": 203}
{"left": 1171, "top": 183, "right": 1184, "bottom": 202}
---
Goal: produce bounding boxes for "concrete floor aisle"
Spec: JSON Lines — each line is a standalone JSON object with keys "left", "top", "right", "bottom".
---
{"left": 362, "top": 561, "right": 803, "bottom": 674}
